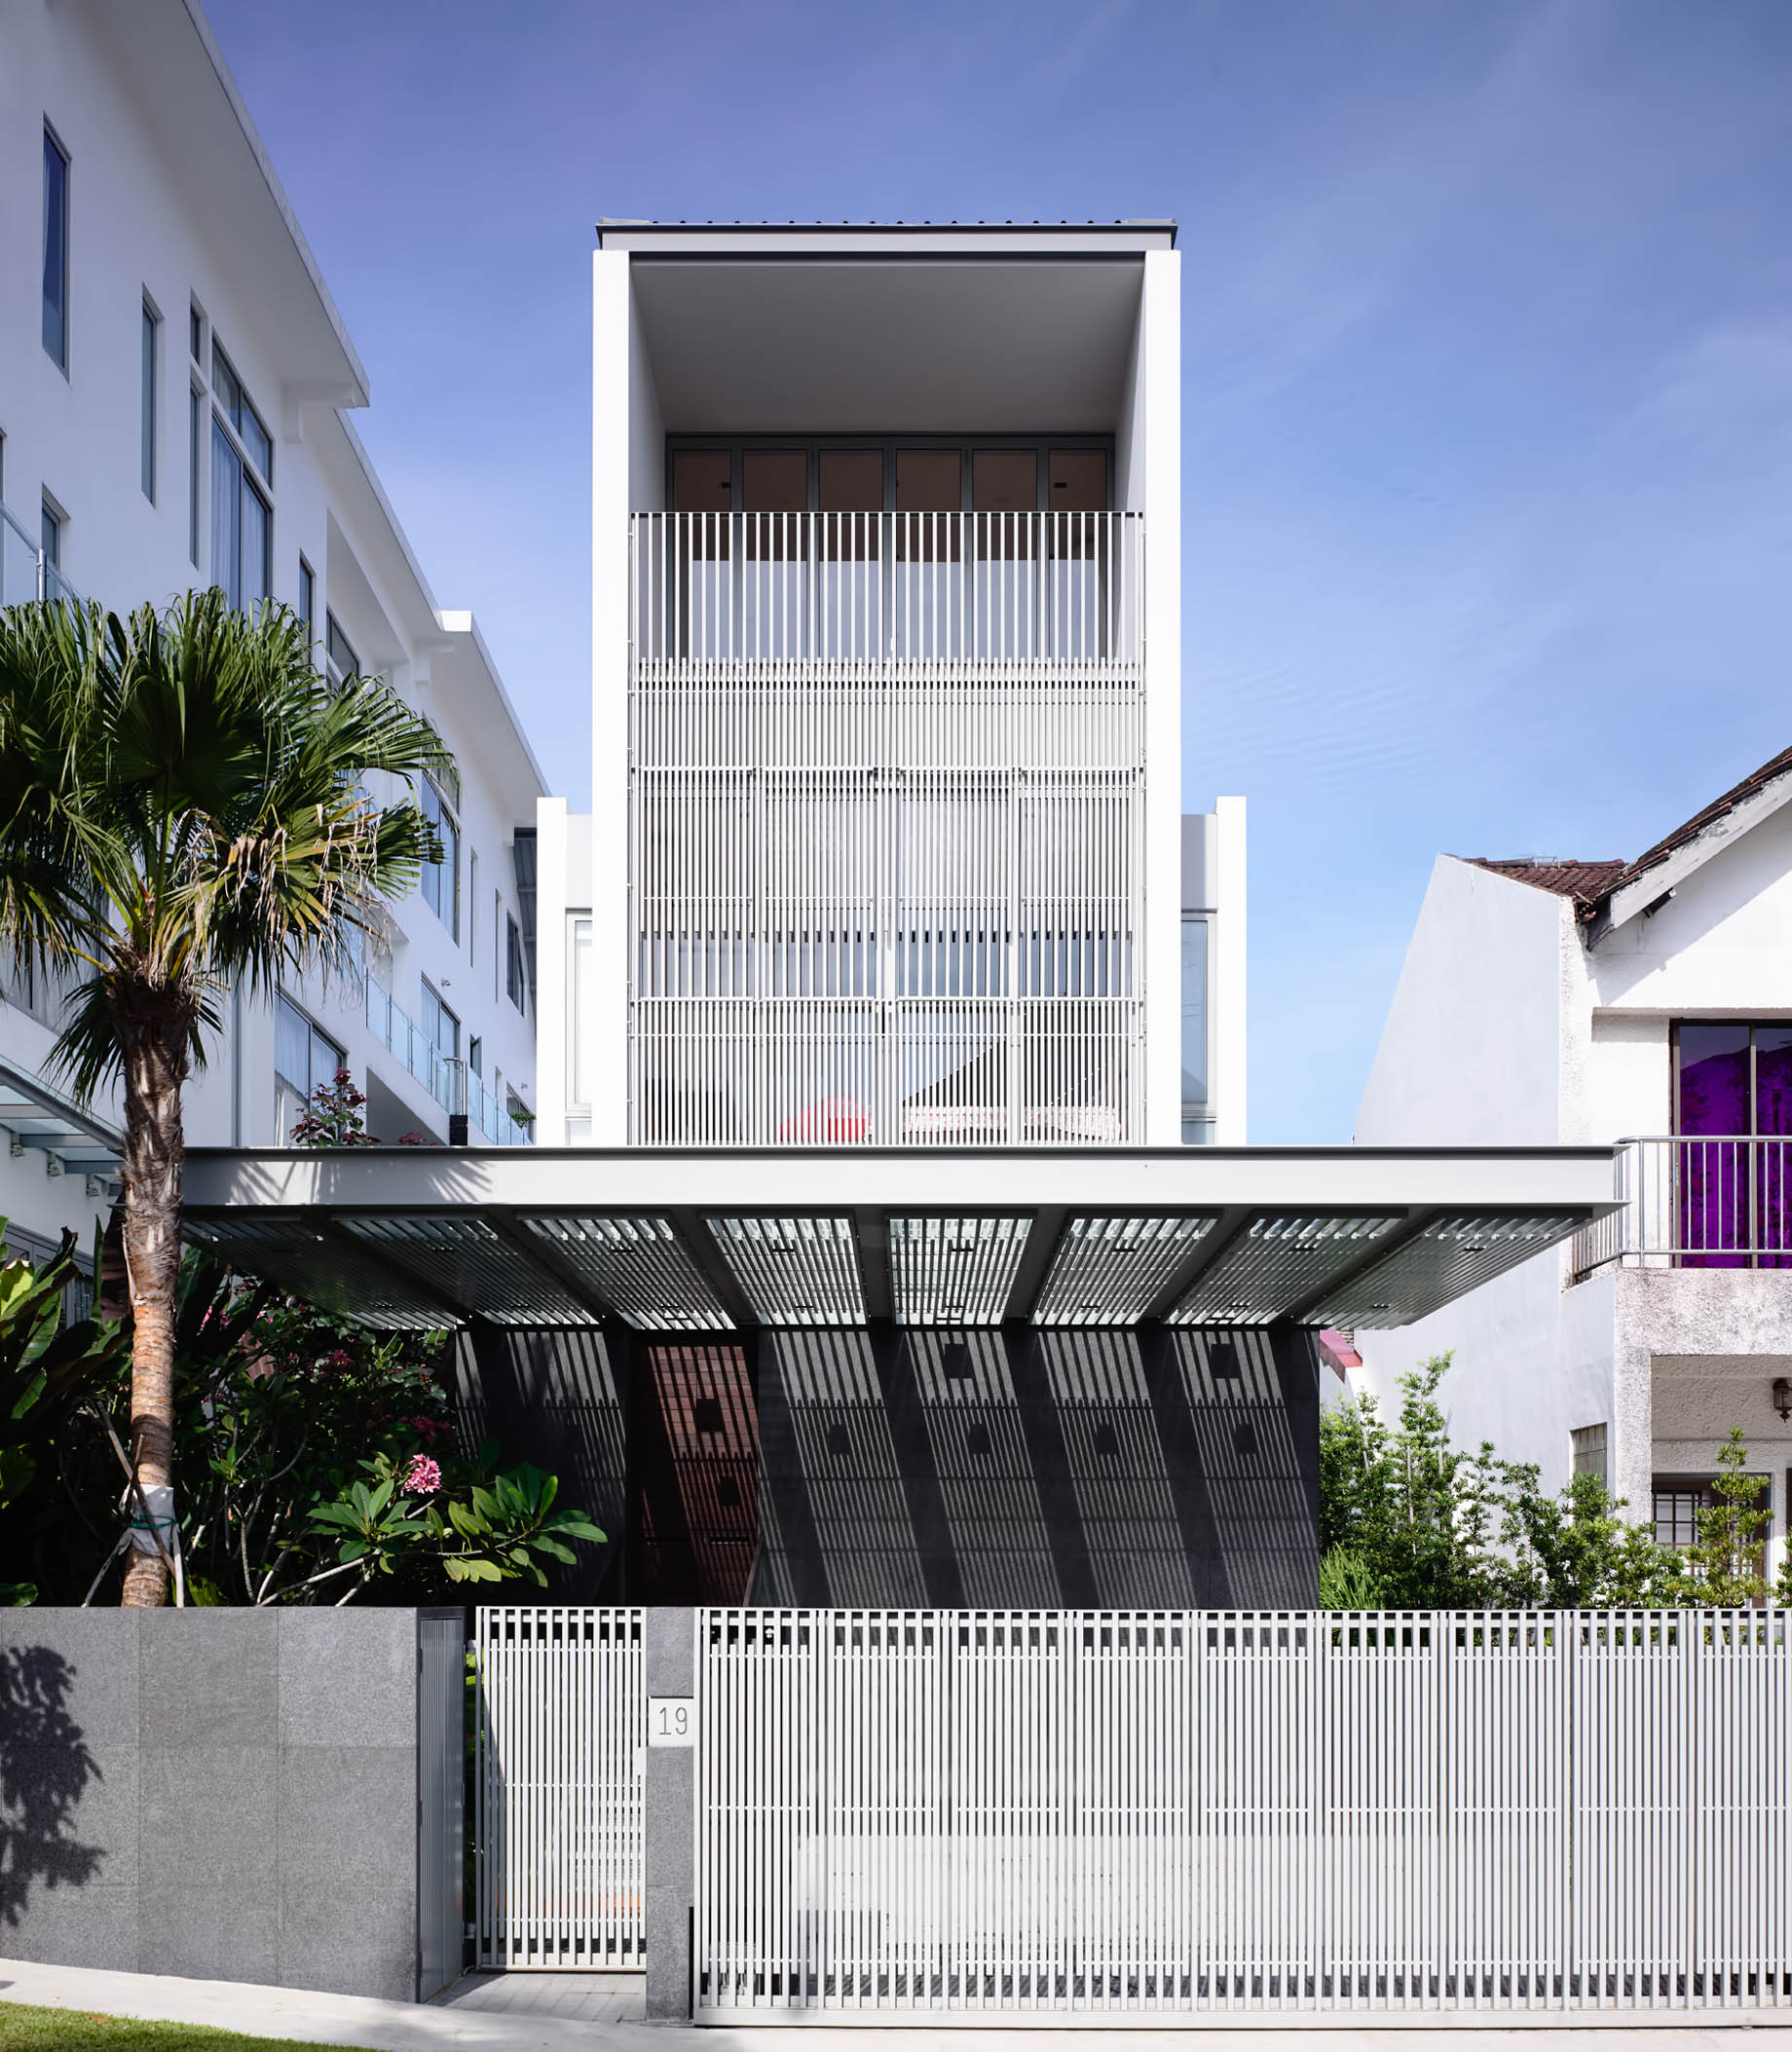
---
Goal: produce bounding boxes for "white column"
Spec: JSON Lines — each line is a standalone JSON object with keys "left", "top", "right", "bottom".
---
{"left": 1140, "top": 248, "right": 1183, "bottom": 1145}
{"left": 589, "top": 250, "right": 632, "bottom": 1143}
{"left": 533, "top": 796, "right": 570, "bottom": 1144}
{"left": 1213, "top": 795, "right": 1248, "bottom": 1143}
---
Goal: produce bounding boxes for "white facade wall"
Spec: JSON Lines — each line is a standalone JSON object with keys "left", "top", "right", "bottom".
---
{"left": 0, "top": 0, "right": 544, "bottom": 1256}
{"left": 1353, "top": 831, "right": 1792, "bottom": 1579}
{"left": 557, "top": 227, "right": 1223, "bottom": 1152}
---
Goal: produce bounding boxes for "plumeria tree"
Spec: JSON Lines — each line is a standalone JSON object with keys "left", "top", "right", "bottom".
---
{"left": 0, "top": 590, "right": 446, "bottom": 1604}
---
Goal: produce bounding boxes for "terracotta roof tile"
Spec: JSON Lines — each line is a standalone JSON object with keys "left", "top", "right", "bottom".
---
{"left": 1467, "top": 858, "right": 1628, "bottom": 907}
{"left": 1609, "top": 742, "right": 1792, "bottom": 894}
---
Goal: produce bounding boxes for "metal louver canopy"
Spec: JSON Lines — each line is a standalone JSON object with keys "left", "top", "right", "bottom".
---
{"left": 178, "top": 1143, "right": 1619, "bottom": 1334}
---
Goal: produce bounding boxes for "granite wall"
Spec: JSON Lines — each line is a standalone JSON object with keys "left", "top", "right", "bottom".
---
{"left": 0, "top": 1608, "right": 453, "bottom": 2001}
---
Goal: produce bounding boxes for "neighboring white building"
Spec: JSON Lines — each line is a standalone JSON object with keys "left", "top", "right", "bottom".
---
{"left": 537, "top": 220, "right": 1246, "bottom": 1150}
{"left": 1352, "top": 746, "right": 1792, "bottom": 1582}
{"left": 0, "top": 0, "right": 544, "bottom": 1269}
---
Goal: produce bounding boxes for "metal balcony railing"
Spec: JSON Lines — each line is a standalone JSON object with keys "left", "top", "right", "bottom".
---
{"left": 361, "top": 973, "right": 532, "bottom": 1146}
{"left": 1572, "top": 1136, "right": 1792, "bottom": 1278}
{"left": 631, "top": 510, "right": 1142, "bottom": 670}
{"left": 1, "top": 501, "right": 80, "bottom": 609}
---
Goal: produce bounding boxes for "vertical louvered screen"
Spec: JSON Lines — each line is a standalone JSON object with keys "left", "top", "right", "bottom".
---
{"left": 693, "top": 1609, "right": 1789, "bottom": 2019}
{"left": 474, "top": 1606, "right": 646, "bottom": 1969}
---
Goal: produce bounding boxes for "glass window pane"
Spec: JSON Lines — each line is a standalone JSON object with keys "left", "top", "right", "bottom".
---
{"left": 40, "top": 503, "right": 59, "bottom": 569}
{"left": 1180, "top": 916, "right": 1208, "bottom": 1106}
{"left": 741, "top": 449, "right": 806, "bottom": 511}
{"left": 1677, "top": 1024, "right": 1750, "bottom": 1135}
{"left": 326, "top": 613, "right": 358, "bottom": 679}
{"left": 972, "top": 449, "right": 1037, "bottom": 512}
{"left": 242, "top": 478, "right": 270, "bottom": 605}
{"left": 42, "top": 131, "right": 67, "bottom": 368}
{"left": 190, "top": 307, "right": 203, "bottom": 361}
{"left": 1049, "top": 448, "right": 1106, "bottom": 511}
{"left": 895, "top": 449, "right": 960, "bottom": 511}
{"left": 141, "top": 305, "right": 157, "bottom": 503}
{"left": 1756, "top": 1026, "right": 1792, "bottom": 1136}
{"left": 298, "top": 559, "right": 314, "bottom": 632}
{"left": 189, "top": 387, "right": 201, "bottom": 566}
{"left": 211, "top": 344, "right": 240, "bottom": 418}
{"left": 243, "top": 409, "right": 272, "bottom": 484}
{"left": 671, "top": 449, "right": 731, "bottom": 511}
{"left": 275, "top": 995, "right": 310, "bottom": 1095}
{"left": 818, "top": 449, "right": 882, "bottom": 512}
{"left": 210, "top": 420, "right": 241, "bottom": 606}
{"left": 311, "top": 1025, "right": 342, "bottom": 1090}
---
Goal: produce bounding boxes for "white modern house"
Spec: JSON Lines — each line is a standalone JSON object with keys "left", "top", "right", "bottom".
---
{"left": 0, "top": 0, "right": 544, "bottom": 1272}
{"left": 1353, "top": 745, "right": 1792, "bottom": 1580}
{"left": 536, "top": 220, "right": 1246, "bottom": 1151}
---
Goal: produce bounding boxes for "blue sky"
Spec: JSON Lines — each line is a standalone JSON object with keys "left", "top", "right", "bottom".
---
{"left": 206, "top": 0, "right": 1792, "bottom": 1142}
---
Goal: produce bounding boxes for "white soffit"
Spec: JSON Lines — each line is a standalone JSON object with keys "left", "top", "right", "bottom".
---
{"left": 709, "top": 1215, "right": 867, "bottom": 1326}
{"left": 888, "top": 1216, "right": 1029, "bottom": 1325}
{"left": 524, "top": 1215, "right": 731, "bottom": 1332}
{"left": 630, "top": 259, "right": 1142, "bottom": 434}
{"left": 1034, "top": 1216, "right": 1214, "bottom": 1326}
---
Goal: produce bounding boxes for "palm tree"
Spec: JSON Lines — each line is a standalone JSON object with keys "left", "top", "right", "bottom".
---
{"left": 0, "top": 589, "right": 446, "bottom": 1605}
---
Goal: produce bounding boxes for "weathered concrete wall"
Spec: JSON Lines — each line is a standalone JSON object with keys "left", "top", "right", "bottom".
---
{"left": 0, "top": 1609, "right": 426, "bottom": 2000}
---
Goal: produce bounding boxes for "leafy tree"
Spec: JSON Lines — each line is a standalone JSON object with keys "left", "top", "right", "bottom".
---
{"left": 0, "top": 1226, "right": 131, "bottom": 1604}
{"left": 1320, "top": 1353, "right": 1687, "bottom": 1610}
{"left": 1682, "top": 1429, "right": 1772, "bottom": 1606}
{"left": 29, "top": 1251, "right": 607, "bottom": 1605}
{"left": 0, "top": 591, "right": 444, "bottom": 1604}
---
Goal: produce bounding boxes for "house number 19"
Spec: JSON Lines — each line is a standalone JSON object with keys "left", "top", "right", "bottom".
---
{"left": 648, "top": 1696, "right": 696, "bottom": 1747}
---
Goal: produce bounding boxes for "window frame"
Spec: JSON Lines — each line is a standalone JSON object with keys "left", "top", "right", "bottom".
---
{"left": 419, "top": 977, "right": 460, "bottom": 1059}
{"left": 505, "top": 913, "right": 527, "bottom": 1015}
{"left": 274, "top": 989, "right": 346, "bottom": 1141}
{"left": 1672, "top": 1021, "right": 1792, "bottom": 1138}
{"left": 203, "top": 335, "right": 273, "bottom": 610}
{"left": 40, "top": 497, "right": 62, "bottom": 571}
{"left": 140, "top": 294, "right": 160, "bottom": 504}
{"left": 420, "top": 773, "right": 461, "bottom": 943}
{"left": 42, "top": 124, "right": 70, "bottom": 373}
{"left": 324, "top": 610, "right": 359, "bottom": 685}
{"left": 298, "top": 556, "right": 316, "bottom": 655}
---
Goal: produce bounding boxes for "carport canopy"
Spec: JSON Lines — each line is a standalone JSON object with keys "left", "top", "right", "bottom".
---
{"left": 180, "top": 1144, "right": 1621, "bottom": 1336}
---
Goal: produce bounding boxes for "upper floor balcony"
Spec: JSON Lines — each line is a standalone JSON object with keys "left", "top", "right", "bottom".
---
{"left": 2, "top": 500, "right": 80, "bottom": 610}
{"left": 629, "top": 508, "right": 1141, "bottom": 678}
{"left": 1572, "top": 1135, "right": 1792, "bottom": 1278}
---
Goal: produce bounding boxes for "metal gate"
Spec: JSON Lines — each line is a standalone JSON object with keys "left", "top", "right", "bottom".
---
{"left": 417, "top": 1609, "right": 467, "bottom": 1999}
{"left": 695, "top": 1608, "right": 1791, "bottom": 2021}
{"left": 473, "top": 1606, "right": 646, "bottom": 1968}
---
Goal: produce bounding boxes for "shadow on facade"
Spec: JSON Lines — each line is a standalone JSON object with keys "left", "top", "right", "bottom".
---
{"left": 455, "top": 1323, "right": 1320, "bottom": 1608}
{"left": 0, "top": 1644, "right": 103, "bottom": 1928}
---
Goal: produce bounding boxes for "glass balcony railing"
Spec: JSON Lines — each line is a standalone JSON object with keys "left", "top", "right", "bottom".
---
{"left": 362, "top": 972, "right": 533, "bottom": 1146}
{"left": 1, "top": 501, "right": 80, "bottom": 609}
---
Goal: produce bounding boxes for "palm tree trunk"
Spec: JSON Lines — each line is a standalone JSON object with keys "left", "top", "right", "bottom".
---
{"left": 118, "top": 1005, "right": 189, "bottom": 1607}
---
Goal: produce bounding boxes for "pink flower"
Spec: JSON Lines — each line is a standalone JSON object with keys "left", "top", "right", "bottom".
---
{"left": 401, "top": 1454, "right": 442, "bottom": 1495}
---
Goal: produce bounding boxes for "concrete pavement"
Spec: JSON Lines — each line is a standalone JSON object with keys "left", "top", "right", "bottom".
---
{"left": 6, "top": 1958, "right": 1792, "bottom": 2051}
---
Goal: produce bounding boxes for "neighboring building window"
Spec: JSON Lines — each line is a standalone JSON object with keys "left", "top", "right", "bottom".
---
{"left": 208, "top": 342, "right": 271, "bottom": 610}
{"left": 467, "top": 850, "right": 479, "bottom": 966}
{"left": 140, "top": 299, "right": 159, "bottom": 502}
{"left": 188, "top": 384, "right": 202, "bottom": 566}
{"left": 40, "top": 500, "right": 61, "bottom": 570}
{"left": 43, "top": 127, "right": 69, "bottom": 370}
{"left": 1652, "top": 1476, "right": 1713, "bottom": 1550}
{"left": 468, "top": 1035, "right": 482, "bottom": 1080}
{"left": 210, "top": 343, "right": 272, "bottom": 481}
{"left": 506, "top": 914, "right": 527, "bottom": 1013}
{"left": 190, "top": 305, "right": 204, "bottom": 363}
{"left": 419, "top": 979, "right": 459, "bottom": 1059}
{"left": 297, "top": 557, "right": 315, "bottom": 651}
{"left": 274, "top": 991, "right": 344, "bottom": 1142}
{"left": 1673, "top": 1023, "right": 1792, "bottom": 1265}
{"left": 1180, "top": 914, "right": 1209, "bottom": 1138}
{"left": 1571, "top": 1423, "right": 1608, "bottom": 1486}
{"left": 421, "top": 777, "right": 460, "bottom": 940}
{"left": 325, "top": 611, "right": 359, "bottom": 683}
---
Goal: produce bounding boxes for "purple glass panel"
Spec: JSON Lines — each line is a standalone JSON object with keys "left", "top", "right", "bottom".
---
{"left": 1757, "top": 1027, "right": 1792, "bottom": 1265}
{"left": 1677, "top": 1026, "right": 1749, "bottom": 1266}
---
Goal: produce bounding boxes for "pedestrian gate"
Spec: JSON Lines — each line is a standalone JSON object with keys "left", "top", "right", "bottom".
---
{"left": 473, "top": 1606, "right": 646, "bottom": 1968}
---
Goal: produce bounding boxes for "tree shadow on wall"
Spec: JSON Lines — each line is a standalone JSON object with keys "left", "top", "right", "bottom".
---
{"left": 0, "top": 1645, "right": 104, "bottom": 1927}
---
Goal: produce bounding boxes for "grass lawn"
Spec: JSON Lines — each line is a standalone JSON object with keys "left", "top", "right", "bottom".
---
{"left": 0, "top": 2005, "right": 380, "bottom": 2051}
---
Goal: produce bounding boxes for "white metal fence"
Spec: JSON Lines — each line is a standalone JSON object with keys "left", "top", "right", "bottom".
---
{"left": 695, "top": 1608, "right": 1790, "bottom": 2021}
{"left": 473, "top": 1606, "right": 646, "bottom": 1969}
{"left": 1574, "top": 1135, "right": 1792, "bottom": 1277}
